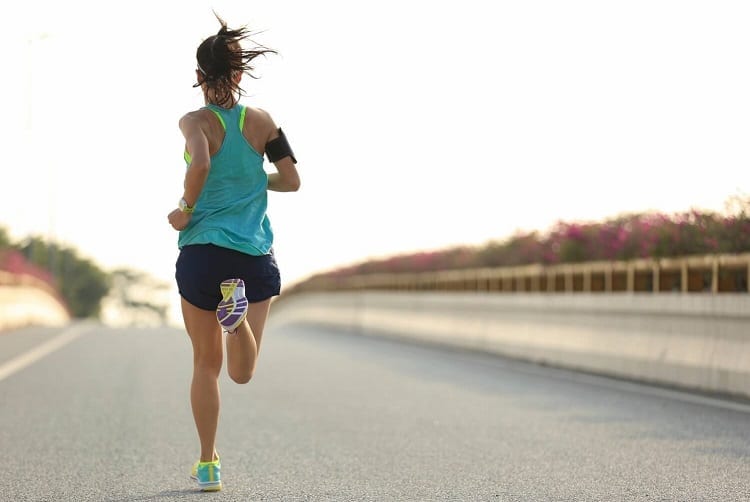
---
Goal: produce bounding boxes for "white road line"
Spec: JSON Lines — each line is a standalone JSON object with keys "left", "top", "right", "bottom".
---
{"left": 0, "top": 323, "right": 90, "bottom": 382}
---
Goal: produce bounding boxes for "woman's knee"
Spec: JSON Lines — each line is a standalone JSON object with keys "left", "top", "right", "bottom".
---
{"left": 194, "top": 348, "right": 223, "bottom": 375}
{"left": 228, "top": 367, "right": 254, "bottom": 385}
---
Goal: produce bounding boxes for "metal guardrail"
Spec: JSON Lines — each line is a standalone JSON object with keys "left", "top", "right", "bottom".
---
{"left": 288, "top": 253, "right": 750, "bottom": 294}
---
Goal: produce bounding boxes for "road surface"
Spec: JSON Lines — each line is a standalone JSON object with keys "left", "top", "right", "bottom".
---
{"left": 1, "top": 320, "right": 749, "bottom": 501}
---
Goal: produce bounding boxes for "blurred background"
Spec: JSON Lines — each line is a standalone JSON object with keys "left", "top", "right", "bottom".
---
{"left": 1, "top": 0, "right": 748, "bottom": 327}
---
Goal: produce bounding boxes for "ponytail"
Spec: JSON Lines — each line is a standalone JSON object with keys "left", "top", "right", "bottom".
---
{"left": 194, "top": 12, "right": 277, "bottom": 106}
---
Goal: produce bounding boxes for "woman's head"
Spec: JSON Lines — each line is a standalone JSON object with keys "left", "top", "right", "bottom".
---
{"left": 194, "top": 13, "right": 276, "bottom": 107}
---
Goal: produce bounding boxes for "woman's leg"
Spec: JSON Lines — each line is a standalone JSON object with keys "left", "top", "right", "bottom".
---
{"left": 225, "top": 298, "right": 271, "bottom": 384}
{"left": 181, "top": 297, "right": 223, "bottom": 462}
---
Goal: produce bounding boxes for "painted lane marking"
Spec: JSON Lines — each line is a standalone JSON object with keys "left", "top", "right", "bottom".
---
{"left": 0, "top": 323, "right": 91, "bottom": 382}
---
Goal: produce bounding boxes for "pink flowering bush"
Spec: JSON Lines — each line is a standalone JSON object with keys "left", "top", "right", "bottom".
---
{"left": 310, "top": 200, "right": 750, "bottom": 282}
{"left": 0, "top": 249, "right": 57, "bottom": 288}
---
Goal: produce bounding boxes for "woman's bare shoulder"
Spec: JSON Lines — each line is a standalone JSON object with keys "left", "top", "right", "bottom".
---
{"left": 243, "top": 106, "right": 279, "bottom": 141}
{"left": 244, "top": 106, "right": 277, "bottom": 126}
{"left": 179, "top": 108, "right": 214, "bottom": 129}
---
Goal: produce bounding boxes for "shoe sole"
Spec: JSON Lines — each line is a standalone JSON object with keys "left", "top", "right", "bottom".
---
{"left": 217, "top": 279, "right": 248, "bottom": 332}
{"left": 199, "top": 482, "right": 222, "bottom": 492}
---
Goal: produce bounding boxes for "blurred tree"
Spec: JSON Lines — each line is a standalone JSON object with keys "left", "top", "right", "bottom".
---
{"left": 0, "top": 226, "right": 11, "bottom": 249}
{"left": 17, "top": 236, "right": 110, "bottom": 318}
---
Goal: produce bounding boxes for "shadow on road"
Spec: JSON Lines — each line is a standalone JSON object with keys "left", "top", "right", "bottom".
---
{"left": 106, "top": 489, "right": 201, "bottom": 501}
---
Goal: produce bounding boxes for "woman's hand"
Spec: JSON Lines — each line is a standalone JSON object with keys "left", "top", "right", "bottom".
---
{"left": 168, "top": 209, "right": 192, "bottom": 231}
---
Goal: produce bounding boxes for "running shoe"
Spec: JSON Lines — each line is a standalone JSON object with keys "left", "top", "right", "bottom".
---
{"left": 190, "top": 452, "right": 220, "bottom": 481}
{"left": 192, "top": 457, "right": 222, "bottom": 492}
{"left": 217, "top": 278, "right": 248, "bottom": 333}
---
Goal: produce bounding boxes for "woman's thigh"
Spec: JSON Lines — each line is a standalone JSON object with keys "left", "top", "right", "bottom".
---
{"left": 181, "top": 297, "right": 223, "bottom": 367}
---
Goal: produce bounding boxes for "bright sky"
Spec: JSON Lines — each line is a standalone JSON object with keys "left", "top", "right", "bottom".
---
{"left": 2, "top": 1, "right": 749, "bottom": 307}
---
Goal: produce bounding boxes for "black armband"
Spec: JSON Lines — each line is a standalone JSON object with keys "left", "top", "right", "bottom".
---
{"left": 265, "top": 128, "right": 297, "bottom": 164}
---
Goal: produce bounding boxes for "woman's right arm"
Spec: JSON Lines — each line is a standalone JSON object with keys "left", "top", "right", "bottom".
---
{"left": 180, "top": 113, "right": 212, "bottom": 204}
{"left": 167, "top": 113, "right": 212, "bottom": 231}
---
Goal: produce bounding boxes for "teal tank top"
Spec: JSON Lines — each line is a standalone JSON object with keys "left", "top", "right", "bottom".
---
{"left": 177, "top": 104, "right": 273, "bottom": 256}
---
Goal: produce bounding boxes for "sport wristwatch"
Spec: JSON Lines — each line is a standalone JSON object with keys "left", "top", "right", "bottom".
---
{"left": 178, "top": 198, "right": 195, "bottom": 214}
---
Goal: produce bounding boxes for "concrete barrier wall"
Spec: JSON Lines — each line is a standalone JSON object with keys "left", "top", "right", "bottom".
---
{"left": 270, "top": 291, "right": 750, "bottom": 399}
{"left": 0, "top": 272, "right": 70, "bottom": 331}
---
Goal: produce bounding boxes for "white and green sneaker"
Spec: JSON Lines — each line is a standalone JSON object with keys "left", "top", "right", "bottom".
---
{"left": 191, "top": 453, "right": 222, "bottom": 492}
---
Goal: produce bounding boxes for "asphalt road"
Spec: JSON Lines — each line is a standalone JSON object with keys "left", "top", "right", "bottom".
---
{"left": 1, "top": 319, "right": 749, "bottom": 501}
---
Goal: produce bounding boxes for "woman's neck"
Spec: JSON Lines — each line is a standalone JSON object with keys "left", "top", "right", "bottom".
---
{"left": 204, "top": 93, "right": 237, "bottom": 109}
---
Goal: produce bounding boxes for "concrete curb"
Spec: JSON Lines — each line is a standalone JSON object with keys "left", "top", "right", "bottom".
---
{"left": 270, "top": 291, "right": 750, "bottom": 399}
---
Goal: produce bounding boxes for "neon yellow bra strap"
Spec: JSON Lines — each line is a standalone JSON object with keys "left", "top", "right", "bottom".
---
{"left": 239, "top": 106, "right": 247, "bottom": 131}
{"left": 209, "top": 108, "right": 226, "bottom": 130}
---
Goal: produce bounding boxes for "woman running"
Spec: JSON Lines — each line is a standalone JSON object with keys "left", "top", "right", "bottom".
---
{"left": 168, "top": 14, "right": 300, "bottom": 492}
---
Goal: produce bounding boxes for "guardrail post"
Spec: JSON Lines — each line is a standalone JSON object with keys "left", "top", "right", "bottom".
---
{"left": 681, "top": 263, "right": 688, "bottom": 293}
{"left": 516, "top": 275, "right": 525, "bottom": 292}
{"left": 627, "top": 264, "right": 635, "bottom": 293}
{"left": 565, "top": 267, "right": 573, "bottom": 293}
{"left": 583, "top": 268, "right": 591, "bottom": 293}
{"left": 605, "top": 265, "right": 613, "bottom": 292}
{"left": 712, "top": 258, "right": 719, "bottom": 294}
{"left": 502, "top": 274, "right": 512, "bottom": 292}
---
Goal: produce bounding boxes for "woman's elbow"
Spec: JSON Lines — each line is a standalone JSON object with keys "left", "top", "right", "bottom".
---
{"left": 189, "top": 159, "right": 211, "bottom": 174}
{"left": 287, "top": 176, "right": 301, "bottom": 192}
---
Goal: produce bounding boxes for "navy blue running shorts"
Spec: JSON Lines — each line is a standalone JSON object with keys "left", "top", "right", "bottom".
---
{"left": 175, "top": 244, "right": 281, "bottom": 310}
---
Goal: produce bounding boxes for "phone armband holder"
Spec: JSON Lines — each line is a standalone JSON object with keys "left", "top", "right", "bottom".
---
{"left": 265, "top": 128, "right": 297, "bottom": 164}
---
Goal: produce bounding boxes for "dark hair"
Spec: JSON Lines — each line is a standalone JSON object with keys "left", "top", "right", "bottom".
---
{"left": 193, "top": 13, "right": 276, "bottom": 107}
